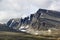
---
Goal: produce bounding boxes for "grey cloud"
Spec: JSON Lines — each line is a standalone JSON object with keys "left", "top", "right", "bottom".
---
{"left": 28, "top": 0, "right": 53, "bottom": 9}
{"left": 48, "top": 0, "right": 60, "bottom": 11}
{"left": 0, "top": 0, "right": 60, "bottom": 23}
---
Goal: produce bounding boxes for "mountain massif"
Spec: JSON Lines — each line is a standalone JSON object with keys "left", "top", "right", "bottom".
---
{"left": 0, "top": 9, "right": 60, "bottom": 34}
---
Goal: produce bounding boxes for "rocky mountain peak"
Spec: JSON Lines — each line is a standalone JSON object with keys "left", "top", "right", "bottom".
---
{"left": 6, "top": 9, "right": 60, "bottom": 34}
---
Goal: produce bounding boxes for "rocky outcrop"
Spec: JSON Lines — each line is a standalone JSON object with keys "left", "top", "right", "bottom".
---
{"left": 7, "top": 9, "right": 60, "bottom": 33}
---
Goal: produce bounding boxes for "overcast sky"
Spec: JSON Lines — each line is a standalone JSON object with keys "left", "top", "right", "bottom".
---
{"left": 0, "top": 0, "right": 60, "bottom": 23}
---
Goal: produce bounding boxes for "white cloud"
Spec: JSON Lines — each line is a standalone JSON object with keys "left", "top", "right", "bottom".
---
{"left": 28, "top": 0, "right": 53, "bottom": 9}
{"left": 0, "top": 0, "right": 60, "bottom": 23}
{"left": 48, "top": 0, "right": 60, "bottom": 11}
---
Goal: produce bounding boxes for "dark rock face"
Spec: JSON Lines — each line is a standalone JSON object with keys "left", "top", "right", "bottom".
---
{"left": 0, "top": 23, "right": 17, "bottom": 32}
{"left": 7, "top": 9, "right": 60, "bottom": 31}
{"left": 7, "top": 19, "right": 13, "bottom": 27}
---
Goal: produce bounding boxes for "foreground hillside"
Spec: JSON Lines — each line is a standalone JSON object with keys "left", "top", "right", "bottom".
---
{"left": 0, "top": 31, "right": 60, "bottom": 40}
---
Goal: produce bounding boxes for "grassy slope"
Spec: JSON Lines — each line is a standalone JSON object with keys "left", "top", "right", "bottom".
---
{"left": 0, "top": 31, "right": 59, "bottom": 40}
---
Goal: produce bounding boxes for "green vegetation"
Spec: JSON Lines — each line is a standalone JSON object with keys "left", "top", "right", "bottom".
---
{"left": 0, "top": 31, "right": 59, "bottom": 40}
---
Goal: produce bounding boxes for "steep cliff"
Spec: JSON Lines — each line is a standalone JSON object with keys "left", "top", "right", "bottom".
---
{"left": 6, "top": 9, "right": 60, "bottom": 33}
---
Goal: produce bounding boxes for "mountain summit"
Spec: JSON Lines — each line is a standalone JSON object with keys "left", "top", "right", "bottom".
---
{"left": 6, "top": 9, "right": 60, "bottom": 34}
